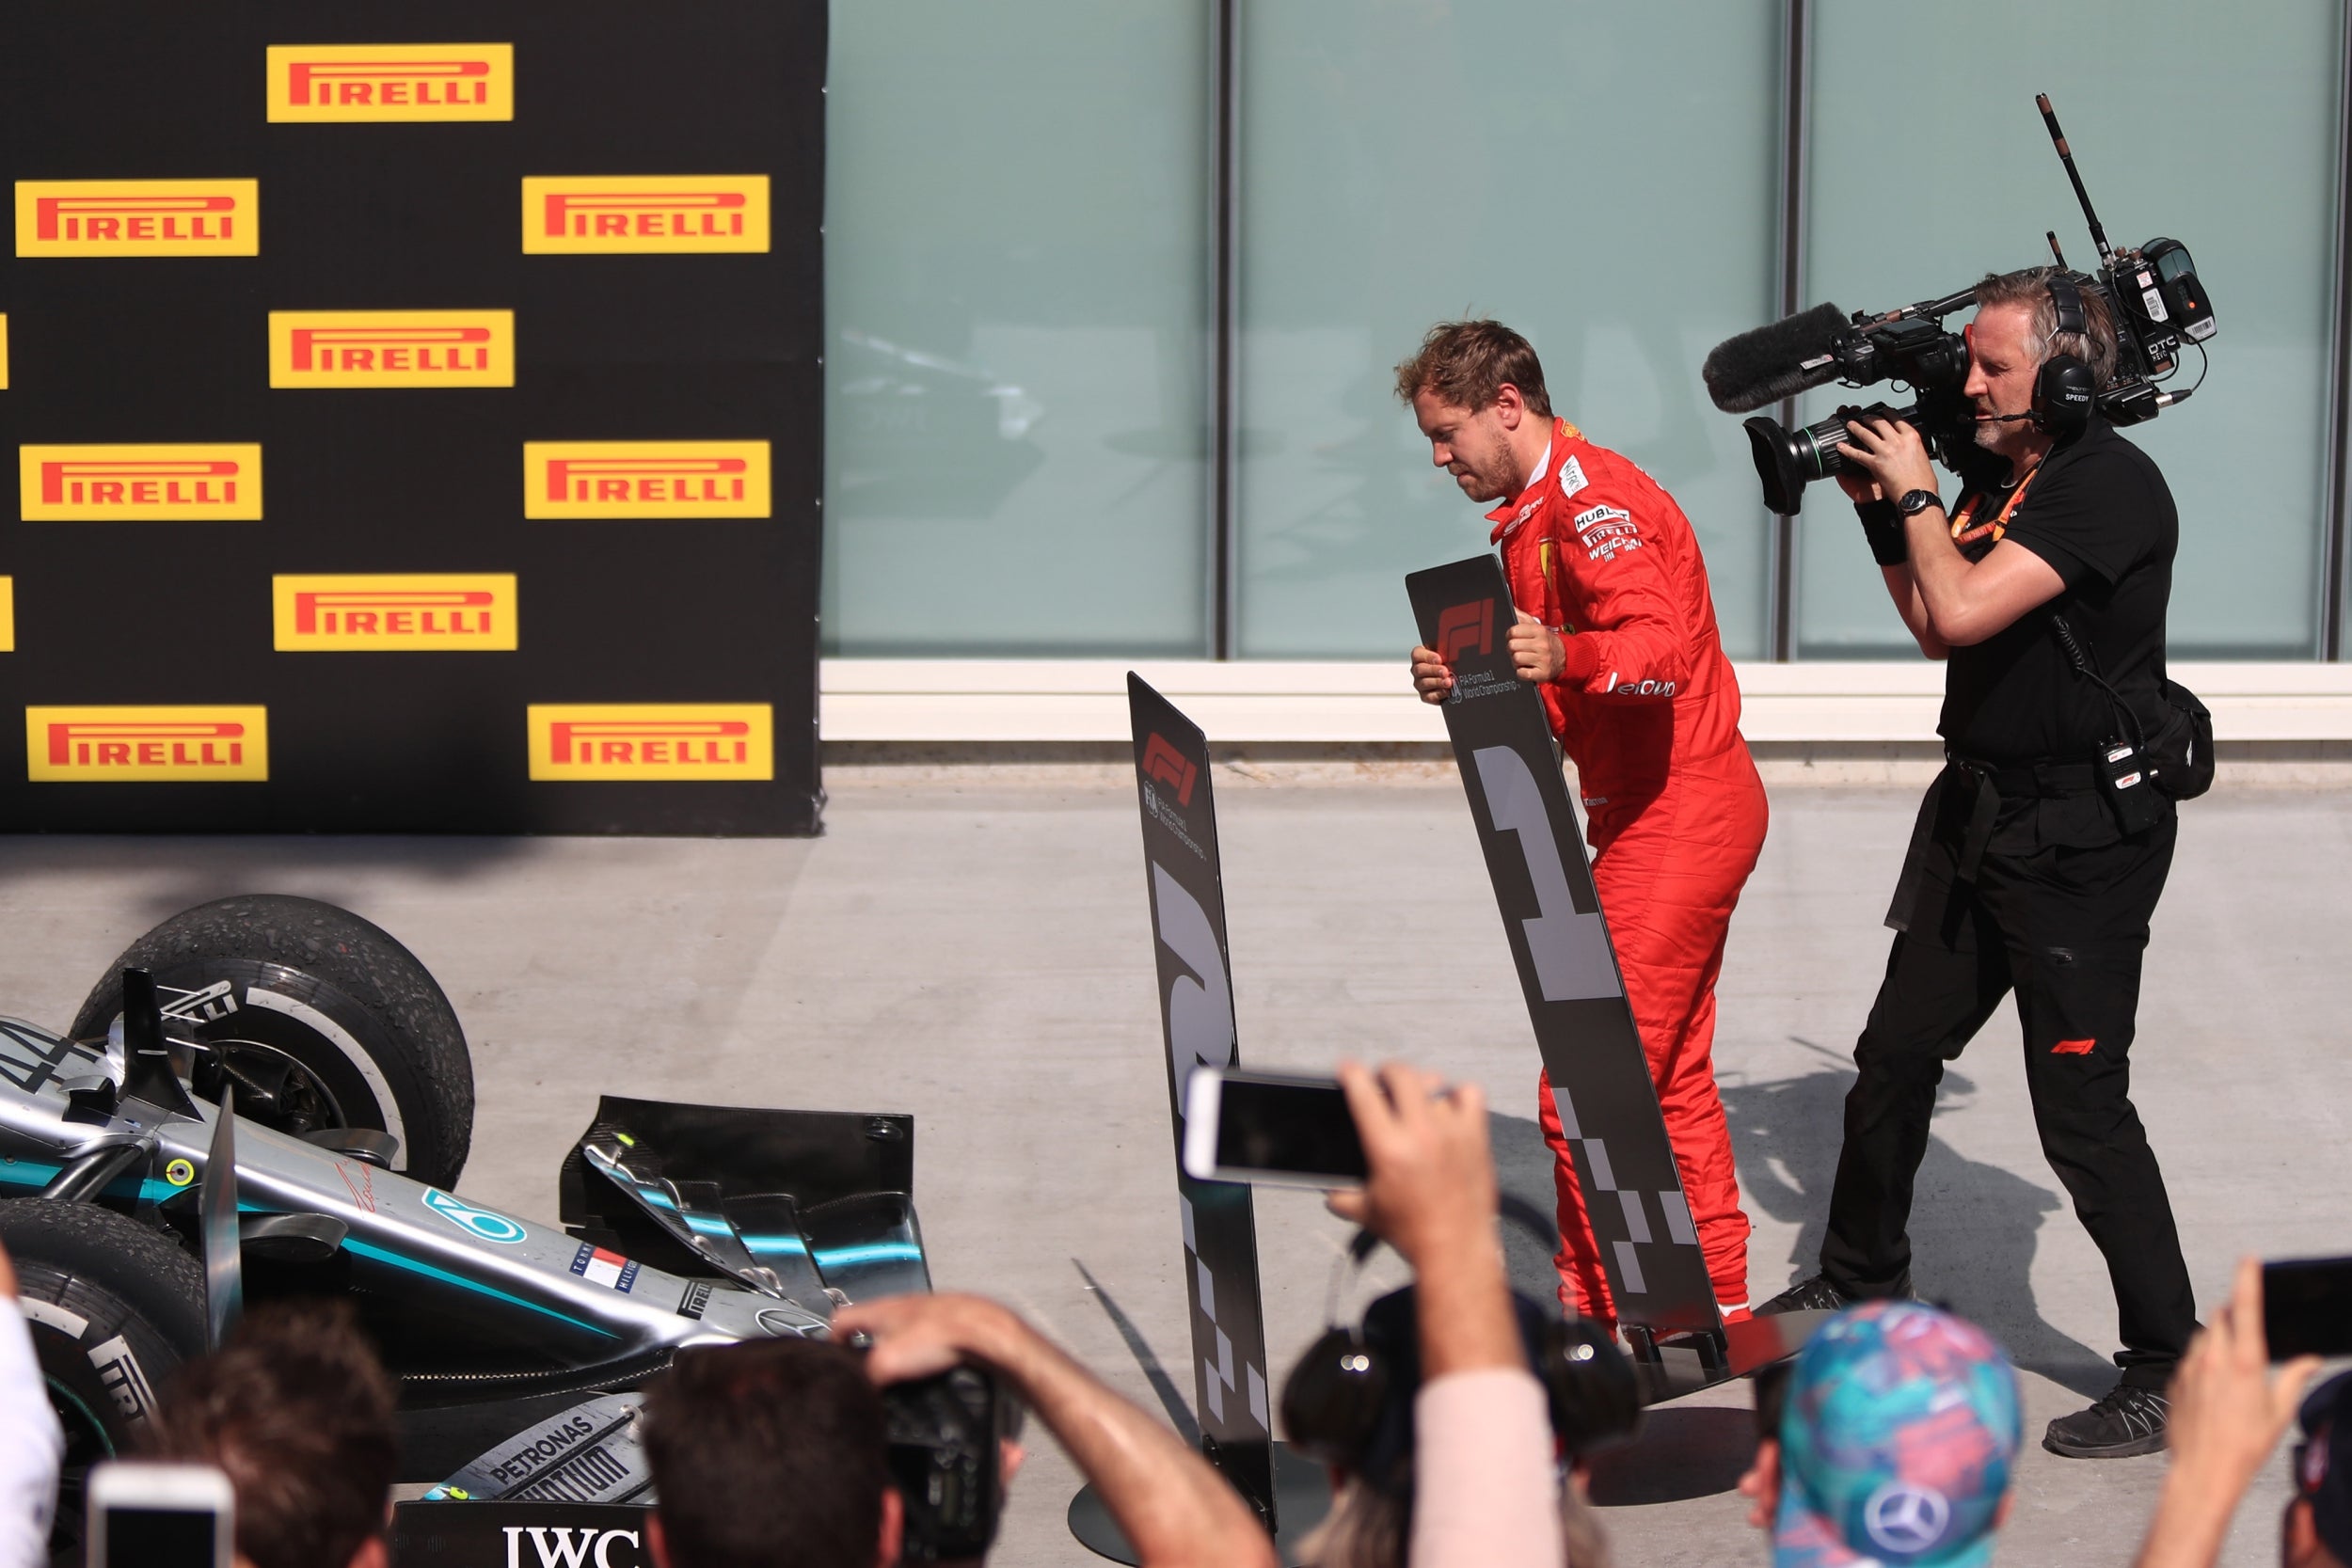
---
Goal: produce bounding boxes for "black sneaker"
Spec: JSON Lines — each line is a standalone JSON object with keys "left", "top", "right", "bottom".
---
{"left": 1755, "top": 1271, "right": 1915, "bottom": 1316}
{"left": 2043, "top": 1384, "right": 2169, "bottom": 1459}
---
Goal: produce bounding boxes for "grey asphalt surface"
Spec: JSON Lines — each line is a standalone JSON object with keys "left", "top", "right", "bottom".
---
{"left": 0, "top": 776, "right": 2343, "bottom": 1565}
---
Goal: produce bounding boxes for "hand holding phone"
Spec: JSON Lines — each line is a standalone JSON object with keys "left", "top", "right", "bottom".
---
{"left": 87, "top": 1462, "right": 233, "bottom": 1568}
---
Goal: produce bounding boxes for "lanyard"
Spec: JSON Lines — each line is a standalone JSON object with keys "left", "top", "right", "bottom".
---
{"left": 1947, "top": 460, "right": 2042, "bottom": 547}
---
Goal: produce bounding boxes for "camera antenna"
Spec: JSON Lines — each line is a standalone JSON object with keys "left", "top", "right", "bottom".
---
{"left": 2038, "top": 93, "right": 2116, "bottom": 271}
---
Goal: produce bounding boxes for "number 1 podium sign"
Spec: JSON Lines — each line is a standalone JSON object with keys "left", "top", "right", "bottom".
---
{"left": 1406, "top": 555, "right": 1821, "bottom": 1397}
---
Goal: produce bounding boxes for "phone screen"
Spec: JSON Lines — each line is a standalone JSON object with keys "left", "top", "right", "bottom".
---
{"left": 2264, "top": 1257, "right": 2352, "bottom": 1360}
{"left": 1213, "top": 1076, "right": 1367, "bottom": 1182}
{"left": 103, "top": 1507, "right": 223, "bottom": 1568}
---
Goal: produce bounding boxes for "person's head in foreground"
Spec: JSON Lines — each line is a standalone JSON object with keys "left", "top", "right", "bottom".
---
{"left": 643, "top": 1336, "right": 902, "bottom": 1568}
{"left": 1291, "top": 1282, "right": 1623, "bottom": 1568}
{"left": 1740, "top": 1301, "right": 2022, "bottom": 1568}
{"left": 2288, "top": 1371, "right": 2352, "bottom": 1568}
{"left": 141, "top": 1301, "right": 398, "bottom": 1568}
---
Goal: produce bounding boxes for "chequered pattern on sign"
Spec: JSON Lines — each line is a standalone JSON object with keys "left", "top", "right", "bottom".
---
{"left": 1180, "top": 1193, "right": 1270, "bottom": 1432}
{"left": 0, "top": 4, "right": 822, "bottom": 833}
{"left": 1544, "top": 1077, "right": 1703, "bottom": 1299}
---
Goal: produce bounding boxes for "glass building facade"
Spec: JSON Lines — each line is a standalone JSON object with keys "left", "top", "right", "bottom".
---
{"left": 824, "top": 1, "right": 2352, "bottom": 662}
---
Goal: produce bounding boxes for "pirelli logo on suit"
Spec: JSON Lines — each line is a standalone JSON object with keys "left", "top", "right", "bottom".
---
{"left": 20, "top": 445, "right": 262, "bottom": 521}
{"left": 269, "top": 311, "right": 515, "bottom": 388}
{"left": 273, "top": 575, "right": 517, "bottom": 652}
{"left": 27, "top": 706, "right": 269, "bottom": 783}
{"left": 524, "top": 441, "right": 771, "bottom": 519}
{"left": 15, "top": 180, "right": 258, "bottom": 258}
{"left": 521, "top": 176, "right": 770, "bottom": 254}
{"left": 266, "top": 44, "right": 515, "bottom": 122}
{"left": 527, "top": 705, "right": 773, "bottom": 781}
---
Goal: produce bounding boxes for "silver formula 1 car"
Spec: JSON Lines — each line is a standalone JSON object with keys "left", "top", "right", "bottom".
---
{"left": 0, "top": 895, "right": 949, "bottom": 1565}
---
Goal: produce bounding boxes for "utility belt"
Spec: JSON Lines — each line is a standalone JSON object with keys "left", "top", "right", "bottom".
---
{"left": 1941, "top": 752, "right": 2102, "bottom": 885}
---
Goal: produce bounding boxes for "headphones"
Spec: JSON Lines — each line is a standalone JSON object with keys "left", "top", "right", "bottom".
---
{"left": 1279, "top": 1195, "right": 1643, "bottom": 1493}
{"left": 2032, "top": 271, "right": 2096, "bottom": 437}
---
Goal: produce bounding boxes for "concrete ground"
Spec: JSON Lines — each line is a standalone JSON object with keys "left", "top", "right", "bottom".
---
{"left": 1, "top": 776, "right": 2345, "bottom": 1565}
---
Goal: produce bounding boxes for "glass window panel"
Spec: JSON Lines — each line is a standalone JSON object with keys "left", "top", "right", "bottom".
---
{"left": 1233, "top": 2, "right": 1781, "bottom": 659}
{"left": 1797, "top": 0, "right": 2339, "bottom": 658}
{"left": 823, "top": 2, "right": 1210, "bottom": 656}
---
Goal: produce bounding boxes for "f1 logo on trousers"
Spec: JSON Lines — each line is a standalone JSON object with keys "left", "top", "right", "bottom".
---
{"left": 1471, "top": 746, "right": 1619, "bottom": 1001}
{"left": 502, "top": 1527, "right": 639, "bottom": 1568}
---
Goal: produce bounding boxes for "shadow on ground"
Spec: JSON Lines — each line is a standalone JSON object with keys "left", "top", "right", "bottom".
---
{"left": 0, "top": 835, "right": 546, "bottom": 925}
{"left": 1724, "top": 1049, "right": 2116, "bottom": 1399}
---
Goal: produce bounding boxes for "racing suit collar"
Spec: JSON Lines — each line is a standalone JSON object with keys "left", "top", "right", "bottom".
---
{"left": 1487, "top": 418, "right": 1582, "bottom": 539}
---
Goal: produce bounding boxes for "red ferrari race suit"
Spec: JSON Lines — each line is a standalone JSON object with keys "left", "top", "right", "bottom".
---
{"left": 1487, "top": 417, "right": 1768, "bottom": 1323}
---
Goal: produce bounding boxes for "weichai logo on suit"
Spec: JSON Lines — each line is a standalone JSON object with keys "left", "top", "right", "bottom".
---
{"left": 15, "top": 181, "right": 258, "bottom": 258}
{"left": 269, "top": 311, "right": 515, "bottom": 388}
{"left": 520, "top": 176, "right": 770, "bottom": 254}
{"left": 523, "top": 442, "right": 771, "bottom": 519}
{"left": 20, "top": 445, "right": 262, "bottom": 521}
{"left": 266, "top": 44, "right": 514, "bottom": 122}
{"left": 527, "top": 705, "right": 773, "bottom": 781}
{"left": 274, "top": 575, "right": 517, "bottom": 651}
{"left": 27, "top": 706, "right": 268, "bottom": 783}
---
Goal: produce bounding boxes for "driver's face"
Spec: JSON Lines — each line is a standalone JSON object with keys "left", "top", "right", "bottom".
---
{"left": 1963, "top": 302, "right": 2042, "bottom": 459}
{"left": 1413, "top": 390, "right": 1522, "bottom": 504}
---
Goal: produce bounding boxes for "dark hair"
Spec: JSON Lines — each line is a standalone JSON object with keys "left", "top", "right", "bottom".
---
{"left": 1393, "top": 320, "right": 1552, "bottom": 417}
{"left": 141, "top": 1302, "right": 398, "bottom": 1568}
{"left": 1974, "top": 265, "right": 2120, "bottom": 390}
{"left": 643, "top": 1338, "right": 889, "bottom": 1568}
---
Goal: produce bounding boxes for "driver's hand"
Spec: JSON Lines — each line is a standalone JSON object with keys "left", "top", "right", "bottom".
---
{"left": 1409, "top": 644, "right": 1454, "bottom": 705}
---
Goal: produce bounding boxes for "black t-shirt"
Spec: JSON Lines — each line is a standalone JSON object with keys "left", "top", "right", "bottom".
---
{"left": 1938, "top": 420, "right": 2177, "bottom": 765}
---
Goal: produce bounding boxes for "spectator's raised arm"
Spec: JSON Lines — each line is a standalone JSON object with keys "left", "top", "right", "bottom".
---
{"left": 834, "top": 1291, "right": 1278, "bottom": 1568}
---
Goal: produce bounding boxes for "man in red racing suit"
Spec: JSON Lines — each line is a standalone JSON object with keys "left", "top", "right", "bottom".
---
{"left": 1402, "top": 320, "right": 1767, "bottom": 1328}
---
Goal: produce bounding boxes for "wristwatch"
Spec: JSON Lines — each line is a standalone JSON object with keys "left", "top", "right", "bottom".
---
{"left": 1895, "top": 488, "right": 1944, "bottom": 517}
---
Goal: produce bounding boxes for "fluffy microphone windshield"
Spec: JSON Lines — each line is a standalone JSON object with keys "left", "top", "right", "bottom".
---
{"left": 1702, "top": 302, "right": 1850, "bottom": 414}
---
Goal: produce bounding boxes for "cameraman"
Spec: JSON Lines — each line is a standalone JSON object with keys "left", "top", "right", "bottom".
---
{"left": 1756, "top": 266, "right": 2200, "bottom": 1461}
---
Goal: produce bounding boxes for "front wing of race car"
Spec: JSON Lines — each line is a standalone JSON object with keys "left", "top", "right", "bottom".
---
{"left": 0, "top": 1012, "right": 930, "bottom": 1379}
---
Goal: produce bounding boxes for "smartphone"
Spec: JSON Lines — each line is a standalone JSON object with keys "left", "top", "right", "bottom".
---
{"left": 1182, "top": 1068, "right": 1367, "bottom": 1188}
{"left": 2264, "top": 1256, "right": 2352, "bottom": 1360}
{"left": 87, "top": 1462, "right": 234, "bottom": 1568}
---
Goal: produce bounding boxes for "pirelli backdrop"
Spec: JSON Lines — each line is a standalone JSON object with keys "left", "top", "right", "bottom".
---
{"left": 0, "top": 2, "right": 825, "bottom": 833}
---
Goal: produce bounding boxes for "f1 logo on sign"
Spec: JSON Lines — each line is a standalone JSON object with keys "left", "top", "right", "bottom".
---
{"left": 1141, "top": 733, "right": 1198, "bottom": 807}
{"left": 1436, "top": 599, "right": 1496, "bottom": 664}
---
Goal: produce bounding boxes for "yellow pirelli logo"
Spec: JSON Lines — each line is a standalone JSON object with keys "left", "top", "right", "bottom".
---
{"left": 28, "top": 705, "right": 268, "bottom": 783}
{"left": 20, "top": 444, "right": 262, "bottom": 521}
{"left": 15, "top": 180, "right": 258, "bottom": 258}
{"left": 274, "top": 574, "right": 517, "bottom": 652}
{"left": 1, "top": 315, "right": 8, "bottom": 389}
{"left": 267, "top": 43, "right": 514, "bottom": 122}
{"left": 269, "top": 310, "right": 515, "bottom": 388}
{"left": 523, "top": 441, "right": 770, "bottom": 519}
{"left": 0, "top": 579, "right": 14, "bottom": 653}
{"left": 521, "top": 176, "right": 770, "bottom": 254}
{"left": 527, "top": 704, "right": 773, "bottom": 781}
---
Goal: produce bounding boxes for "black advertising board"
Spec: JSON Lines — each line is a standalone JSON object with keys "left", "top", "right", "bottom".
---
{"left": 1405, "top": 556, "right": 1721, "bottom": 1339}
{"left": 0, "top": 1, "right": 822, "bottom": 832}
{"left": 1125, "top": 673, "right": 1278, "bottom": 1528}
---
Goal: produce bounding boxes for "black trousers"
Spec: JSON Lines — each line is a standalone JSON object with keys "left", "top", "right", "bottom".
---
{"left": 1820, "top": 773, "right": 2198, "bottom": 1386}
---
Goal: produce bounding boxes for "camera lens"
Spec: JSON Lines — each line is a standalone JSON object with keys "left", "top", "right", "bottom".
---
{"left": 1741, "top": 416, "right": 1832, "bottom": 515}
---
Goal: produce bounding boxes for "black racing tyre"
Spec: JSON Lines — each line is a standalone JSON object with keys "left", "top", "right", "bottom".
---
{"left": 0, "top": 1198, "right": 208, "bottom": 1567}
{"left": 71, "top": 895, "right": 475, "bottom": 1187}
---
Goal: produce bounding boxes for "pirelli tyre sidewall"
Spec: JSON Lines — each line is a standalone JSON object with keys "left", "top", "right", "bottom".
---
{"left": 0, "top": 1199, "right": 208, "bottom": 1562}
{"left": 70, "top": 895, "right": 476, "bottom": 1188}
